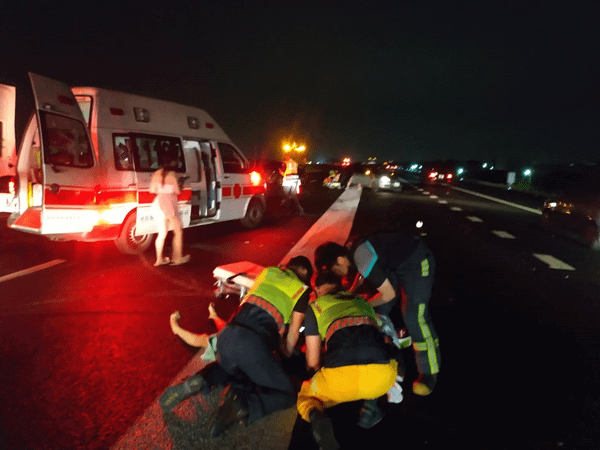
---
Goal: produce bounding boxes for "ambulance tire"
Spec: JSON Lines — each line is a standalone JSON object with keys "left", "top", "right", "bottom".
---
{"left": 115, "top": 211, "right": 154, "bottom": 255}
{"left": 240, "top": 197, "right": 265, "bottom": 229}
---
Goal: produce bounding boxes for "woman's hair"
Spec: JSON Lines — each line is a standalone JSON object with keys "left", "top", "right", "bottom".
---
{"left": 160, "top": 155, "right": 174, "bottom": 186}
{"left": 314, "top": 271, "right": 342, "bottom": 292}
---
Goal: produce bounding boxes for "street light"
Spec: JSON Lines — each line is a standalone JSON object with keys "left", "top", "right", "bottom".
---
{"left": 282, "top": 141, "right": 306, "bottom": 154}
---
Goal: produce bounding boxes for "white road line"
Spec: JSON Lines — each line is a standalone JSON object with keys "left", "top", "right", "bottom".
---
{"left": 438, "top": 199, "right": 448, "bottom": 204}
{"left": 429, "top": 195, "right": 438, "bottom": 199}
{"left": 492, "top": 230, "right": 516, "bottom": 239}
{"left": 423, "top": 191, "right": 430, "bottom": 195}
{"left": 450, "top": 185, "right": 542, "bottom": 215}
{"left": 450, "top": 206, "right": 462, "bottom": 211}
{"left": 466, "top": 216, "right": 483, "bottom": 222}
{"left": 279, "top": 186, "right": 362, "bottom": 265}
{"left": 0, "top": 259, "right": 66, "bottom": 284}
{"left": 533, "top": 254, "right": 576, "bottom": 270}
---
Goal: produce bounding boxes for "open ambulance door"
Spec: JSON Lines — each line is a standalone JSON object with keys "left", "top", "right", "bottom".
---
{"left": 9, "top": 73, "right": 100, "bottom": 236}
{"left": 0, "top": 84, "right": 16, "bottom": 177}
{"left": 0, "top": 84, "right": 17, "bottom": 213}
{"left": 184, "top": 139, "right": 219, "bottom": 225}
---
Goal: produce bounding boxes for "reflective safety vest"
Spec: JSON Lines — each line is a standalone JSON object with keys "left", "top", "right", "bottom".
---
{"left": 243, "top": 267, "right": 309, "bottom": 334}
{"left": 310, "top": 291, "right": 379, "bottom": 344}
{"left": 284, "top": 159, "right": 298, "bottom": 176}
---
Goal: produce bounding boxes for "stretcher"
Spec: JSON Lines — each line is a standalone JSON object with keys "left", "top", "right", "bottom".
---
{"left": 213, "top": 260, "right": 265, "bottom": 300}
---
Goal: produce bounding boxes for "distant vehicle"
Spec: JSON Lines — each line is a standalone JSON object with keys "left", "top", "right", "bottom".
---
{"left": 541, "top": 168, "right": 600, "bottom": 250}
{"left": 347, "top": 165, "right": 402, "bottom": 192}
{"left": 424, "top": 167, "right": 454, "bottom": 184}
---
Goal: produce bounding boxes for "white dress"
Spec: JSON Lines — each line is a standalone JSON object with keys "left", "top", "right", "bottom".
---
{"left": 151, "top": 170, "right": 179, "bottom": 219}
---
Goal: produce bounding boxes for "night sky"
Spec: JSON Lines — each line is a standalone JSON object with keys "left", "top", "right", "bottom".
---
{"left": 1, "top": 1, "right": 598, "bottom": 168}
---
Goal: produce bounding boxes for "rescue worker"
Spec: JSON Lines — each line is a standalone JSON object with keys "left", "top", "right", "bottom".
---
{"left": 315, "top": 232, "right": 440, "bottom": 396}
{"left": 297, "top": 272, "right": 399, "bottom": 450}
{"left": 280, "top": 154, "right": 304, "bottom": 215}
{"left": 282, "top": 152, "right": 298, "bottom": 177}
{"left": 159, "top": 256, "right": 313, "bottom": 438}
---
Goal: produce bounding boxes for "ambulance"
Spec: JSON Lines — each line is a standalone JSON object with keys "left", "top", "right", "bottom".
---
{"left": 0, "top": 73, "right": 267, "bottom": 254}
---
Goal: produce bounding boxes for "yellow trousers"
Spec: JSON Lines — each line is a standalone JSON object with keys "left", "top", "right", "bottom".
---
{"left": 297, "top": 361, "right": 398, "bottom": 422}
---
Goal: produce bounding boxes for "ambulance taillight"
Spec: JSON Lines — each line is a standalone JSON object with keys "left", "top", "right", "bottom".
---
{"left": 250, "top": 171, "right": 262, "bottom": 186}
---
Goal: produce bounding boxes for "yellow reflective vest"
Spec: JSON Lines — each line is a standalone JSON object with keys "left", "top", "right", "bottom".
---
{"left": 310, "top": 291, "right": 378, "bottom": 342}
{"left": 244, "top": 267, "right": 309, "bottom": 324}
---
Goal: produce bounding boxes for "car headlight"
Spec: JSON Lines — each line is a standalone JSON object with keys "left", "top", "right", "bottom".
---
{"left": 380, "top": 176, "right": 390, "bottom": 186}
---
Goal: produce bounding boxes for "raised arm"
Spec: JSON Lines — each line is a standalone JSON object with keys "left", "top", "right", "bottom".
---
{"left": 169, "top": 311, "right": 210, "bottom": 348}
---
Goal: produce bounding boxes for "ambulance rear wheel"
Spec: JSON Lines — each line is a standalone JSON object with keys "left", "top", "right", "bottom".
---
{"left": 115, "top": 211, "right": 154, "bottom": 254}
{"left": 240, "top": 197, "right": 265, "bottom": 229}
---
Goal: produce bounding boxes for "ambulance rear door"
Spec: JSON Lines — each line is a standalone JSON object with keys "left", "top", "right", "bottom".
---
{"left": 0, "top": 84, "right": 17, "bottom": 213}
{"left": 22, "top": 73, "right": 100, "bottom": 235}
{"left": 0, "top": 84, "right": 16, "bottom": 177}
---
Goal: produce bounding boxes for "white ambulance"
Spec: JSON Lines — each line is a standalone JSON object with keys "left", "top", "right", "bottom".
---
{"left": 0, "top": 73, "right": 267, "bottom": 254}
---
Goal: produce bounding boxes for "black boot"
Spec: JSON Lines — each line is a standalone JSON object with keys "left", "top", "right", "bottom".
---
{"left": 159, "top": 374, "right": 205, "bottom": 412}
{"left": 209, "top": 386, "right": 249, "bottom": 438}
{"left": 309, "top": 409, "right": 339, "bottom": 450}
{"left": 357, "top": 398, "right": 384, "bottom": 429}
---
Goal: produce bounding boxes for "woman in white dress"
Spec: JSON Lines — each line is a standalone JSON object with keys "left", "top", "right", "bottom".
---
{"left": 150, "top": 161, "right": 190, "bottom": 266}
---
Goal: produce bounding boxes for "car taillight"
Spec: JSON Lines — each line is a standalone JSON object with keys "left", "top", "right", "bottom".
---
{"left": 447, "top": 173, "right": 453, "bottom": 179}
{"left": 250, "top": 171, "right": 262, "bottom": 186}
{"left": 428, "top": 171, "right": 437, "bottom": 179}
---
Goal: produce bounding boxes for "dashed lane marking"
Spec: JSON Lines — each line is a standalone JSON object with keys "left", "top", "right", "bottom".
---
{"left": 532, "top": 254, "right": 576, "bottom": 270}
{"left": 438, "top": 199, "right": 448, "bottom": 204}
{"left": 492, "top": 230, "right": 516, "bottom": 239}
{"left": 429, "top": 195, "right": 438, "bottom": 199}
{"left": 466, "top": 216, "right": 483, "bottom": 222}
{"left": 0, "top": 259, "right": 66, "bottom": 284}
{"left": 423, "top": 191, "right": 430, "bottom": 195}
{"left": 450, "top": 185, "right": 542, "bottom": 215}
{"left": 450, "top": 206, "right": 462, "bottom": 211}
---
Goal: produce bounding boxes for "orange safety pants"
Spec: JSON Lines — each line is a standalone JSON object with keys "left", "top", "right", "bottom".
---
{"left": 297, "top": 360, "right": 398, "bottom": 422}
